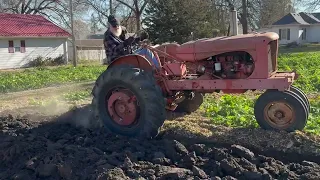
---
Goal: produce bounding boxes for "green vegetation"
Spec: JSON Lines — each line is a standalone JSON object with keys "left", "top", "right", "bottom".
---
{"left": 0, "top": 64, "right": 105, "bottom": 93}
{"left": 201, "top": 94, "right": 258, "bottom": 128}
{"left": 144, "top": 0, "right": 223, "bottom": 44}
{"left": 278, "top": 45, "right": 320, "bottom": 93}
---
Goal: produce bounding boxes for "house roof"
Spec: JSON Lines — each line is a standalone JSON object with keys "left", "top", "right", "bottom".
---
{"left": 272, "top": 13, "right": 309, "bottom": 25}
{"left": 313, "top": 13, "right": 320, "bottom": 20}
{"left": 272, "top": 12, "right": 320, "bottom": 26}
{"left": 0, "top": 13, "right": 71, "bottom": 37}
{"left": 300, "top": 12, "right": 320, "bottom": 24}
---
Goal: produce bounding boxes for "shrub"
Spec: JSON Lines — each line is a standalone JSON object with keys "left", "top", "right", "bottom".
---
{"left": 28, "top": 56, "right": 47, "bottom": 67}
{"left": 28, "top": 55, "right": 66, "bottom": 67}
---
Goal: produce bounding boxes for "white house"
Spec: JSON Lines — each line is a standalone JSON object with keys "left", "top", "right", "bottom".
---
{"left": 258, "top": 12, "right": 320, "bottom": 45}
{"left": 0, "top": 13, "right": 71, "bottom": 69}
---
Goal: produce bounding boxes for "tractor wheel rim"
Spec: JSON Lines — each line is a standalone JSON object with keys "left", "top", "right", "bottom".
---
{"left": 106, "top": 89, "right": 139, "bottom": 126}
{"left": 263, "top": 101, "right": 294, "bottom": 128}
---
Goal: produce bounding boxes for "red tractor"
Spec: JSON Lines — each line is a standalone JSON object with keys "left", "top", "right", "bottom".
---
{"left": 91, "top": 31, "right": 310, "bottom": 139}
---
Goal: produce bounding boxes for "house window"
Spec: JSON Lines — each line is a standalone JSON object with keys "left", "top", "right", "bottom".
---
{"left": 8, "top": 40, "right": 26, "bottom": 53}
{"left": 302, "top": 28, "right": 307, "bottom": 40}
{"left": 279, "top": 29, "right": 290, "bottom": 40}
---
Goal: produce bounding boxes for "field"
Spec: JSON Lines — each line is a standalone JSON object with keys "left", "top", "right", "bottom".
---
{"left": 1, "top": 44, "right": 320, "bottom": 179}
{"left": 0, "top": 64, "right": 106, "bottom": 93}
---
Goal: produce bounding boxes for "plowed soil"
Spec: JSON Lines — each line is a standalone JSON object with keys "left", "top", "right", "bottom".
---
{"left": 1, "top": 104, "right": 320, "bottom": 180}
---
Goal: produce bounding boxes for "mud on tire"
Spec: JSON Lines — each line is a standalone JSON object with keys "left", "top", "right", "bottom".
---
{"left": 91, "top": 65, "right": 166, "bottom": 139}
{"left": 254, "top": 90, "right": 308, "bottom": 132}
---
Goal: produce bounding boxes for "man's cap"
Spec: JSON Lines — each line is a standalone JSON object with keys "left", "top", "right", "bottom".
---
{"left": 108, "top": 15, "right": 120, "bottom": 27}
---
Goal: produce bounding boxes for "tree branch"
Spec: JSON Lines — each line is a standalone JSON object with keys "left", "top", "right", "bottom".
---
{"left": 86, "top": 0, "right": 110, "bottom": 17}
{"left": 139, "top": 0, "right": 148, "bottom": 13}
{"left": 115, "top": 0, "right": 136, "bottom": 11}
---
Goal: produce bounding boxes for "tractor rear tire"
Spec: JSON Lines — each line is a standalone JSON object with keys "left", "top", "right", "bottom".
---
{"left": 91, "top": 65, "right": 166, "bottom": 139}
{"left": 254, "top": 90, "right": 308, "bottom": 132}
{"left": 174, "top": 92, "right": 204, "bottom": 113}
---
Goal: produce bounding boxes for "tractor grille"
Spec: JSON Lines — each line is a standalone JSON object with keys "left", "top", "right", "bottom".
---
{"left": 268, "top": 40, "right": 278, "bottom": 74}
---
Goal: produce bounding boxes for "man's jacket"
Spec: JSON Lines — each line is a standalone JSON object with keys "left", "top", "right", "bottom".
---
{"left": 103, "top": 26, "right": 129, "bottom": 64}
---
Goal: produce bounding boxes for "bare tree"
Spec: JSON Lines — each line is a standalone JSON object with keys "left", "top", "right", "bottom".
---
{"left": 0, "top": 0, "right": 88, "bottom": 31}
{"left": 85, "top": 0, "right": 149, "bottom": 31}
{"left": 240, "top": 0, "right": 248, "bottom": 34}
{"left": 89, "top": 13, "right": 99, "bottom": 33}
{"left": 74, "top": 20, "right": 91, "bottom": 39}
{"left": 259, "top": 0, "right": 293, "bottom": 27}
{"left": 1, "top": 0, "right": 61, "bottom": 14}
{"left": 115, "top": 0, "right": 148, "bottom": 31}
{"left": 296, "top": 0, "right": 320, "bottom": 11}
{"left": 86, "top": 0, "right": 115, "bottom": 27}
{"left": 223, "top": 0, "right": 294, "bottom": 33}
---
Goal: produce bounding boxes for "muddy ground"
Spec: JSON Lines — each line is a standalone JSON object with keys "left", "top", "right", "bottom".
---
{"left": 1, "top": 84, "right": 320, "bottom": 180}
{"left": 1, "top": 104, "right": 320, "bottom": 180}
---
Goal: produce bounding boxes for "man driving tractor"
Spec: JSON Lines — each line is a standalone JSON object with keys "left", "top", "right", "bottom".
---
{"left": 103, "top": 15, "right": 160, "bottom": 68}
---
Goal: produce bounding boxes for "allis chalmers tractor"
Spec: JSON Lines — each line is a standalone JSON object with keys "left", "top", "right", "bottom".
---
{"left": 91, "top": 31, "right": 310, "bottom": 139}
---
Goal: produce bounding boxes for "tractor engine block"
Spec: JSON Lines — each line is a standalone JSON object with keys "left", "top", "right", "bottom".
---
{"left": 211, "top": 51, "right": 254, "bottom": 79}
{"left": 191, "top": 51, "right": 255, "bottom": 79}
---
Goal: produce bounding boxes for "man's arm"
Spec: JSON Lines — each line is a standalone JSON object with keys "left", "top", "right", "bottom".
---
{"left": 104, "top": 32, "right": 126, "bottom": 56}
{"left": 120, "top": 26, "right": 127, "bottom": 40}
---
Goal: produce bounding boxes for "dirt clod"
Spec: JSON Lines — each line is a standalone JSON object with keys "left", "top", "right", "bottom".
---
{"left": 192, "top": 165, "right": 208, "bottom": 178}
{"left": 231, "top": 144, "right": 255, "bottom": 161}
{"left": 36, "top": 163, "right": 57, "bottom": 177}
{"left": 0, "top": 115, "right": 320, "bottom": 179}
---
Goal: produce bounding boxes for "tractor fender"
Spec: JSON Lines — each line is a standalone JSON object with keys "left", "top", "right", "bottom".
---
{"left": 107, "top": 54, "right": 154, "bottom": 72}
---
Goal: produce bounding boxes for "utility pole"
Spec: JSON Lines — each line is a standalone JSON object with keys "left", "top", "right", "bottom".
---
{"left": 70, "top": 0, "right": 77, "bottom": 67}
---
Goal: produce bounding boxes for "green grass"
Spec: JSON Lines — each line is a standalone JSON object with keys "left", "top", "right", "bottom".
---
{"left": 0, "top": 64, "right": 106, "bottom": 93}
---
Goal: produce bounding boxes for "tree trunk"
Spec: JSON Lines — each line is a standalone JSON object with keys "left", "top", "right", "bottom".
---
{"left": 109, "top": 0, "right": 113, "bottom": 15}
{"left": 242, "top": 0, "right": 248, "bottom": 34}
{"left": 135, "top": 12, "right": 141, "bottom": 31}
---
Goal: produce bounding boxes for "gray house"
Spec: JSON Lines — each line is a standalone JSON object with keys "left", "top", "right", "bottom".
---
{"left": 259, "top": 12, "right": 320, "bottom": 45}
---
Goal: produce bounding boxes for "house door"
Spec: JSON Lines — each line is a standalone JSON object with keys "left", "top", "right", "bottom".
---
{"left": 300, "top": 28, "right": 307, "bottom": 42}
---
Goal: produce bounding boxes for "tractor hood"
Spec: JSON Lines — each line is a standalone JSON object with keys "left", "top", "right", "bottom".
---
{"left": 156, "top": 32, "right": 279, "bottom": 61}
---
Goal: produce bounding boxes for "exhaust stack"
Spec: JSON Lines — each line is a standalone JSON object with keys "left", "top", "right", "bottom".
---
{"left": 230, "top": 9, "right": 238, "bottom": 36}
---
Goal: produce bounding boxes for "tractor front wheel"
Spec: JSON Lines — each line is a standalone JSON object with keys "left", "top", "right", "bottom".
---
{"left": 254, "top": 90, "right": 308, "bottom": 132}
{"left": 91, "top": 65, "right": 166, "bottom": 139}
{"left": 288, "top": 85, "right": 310, "bottom": 113}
